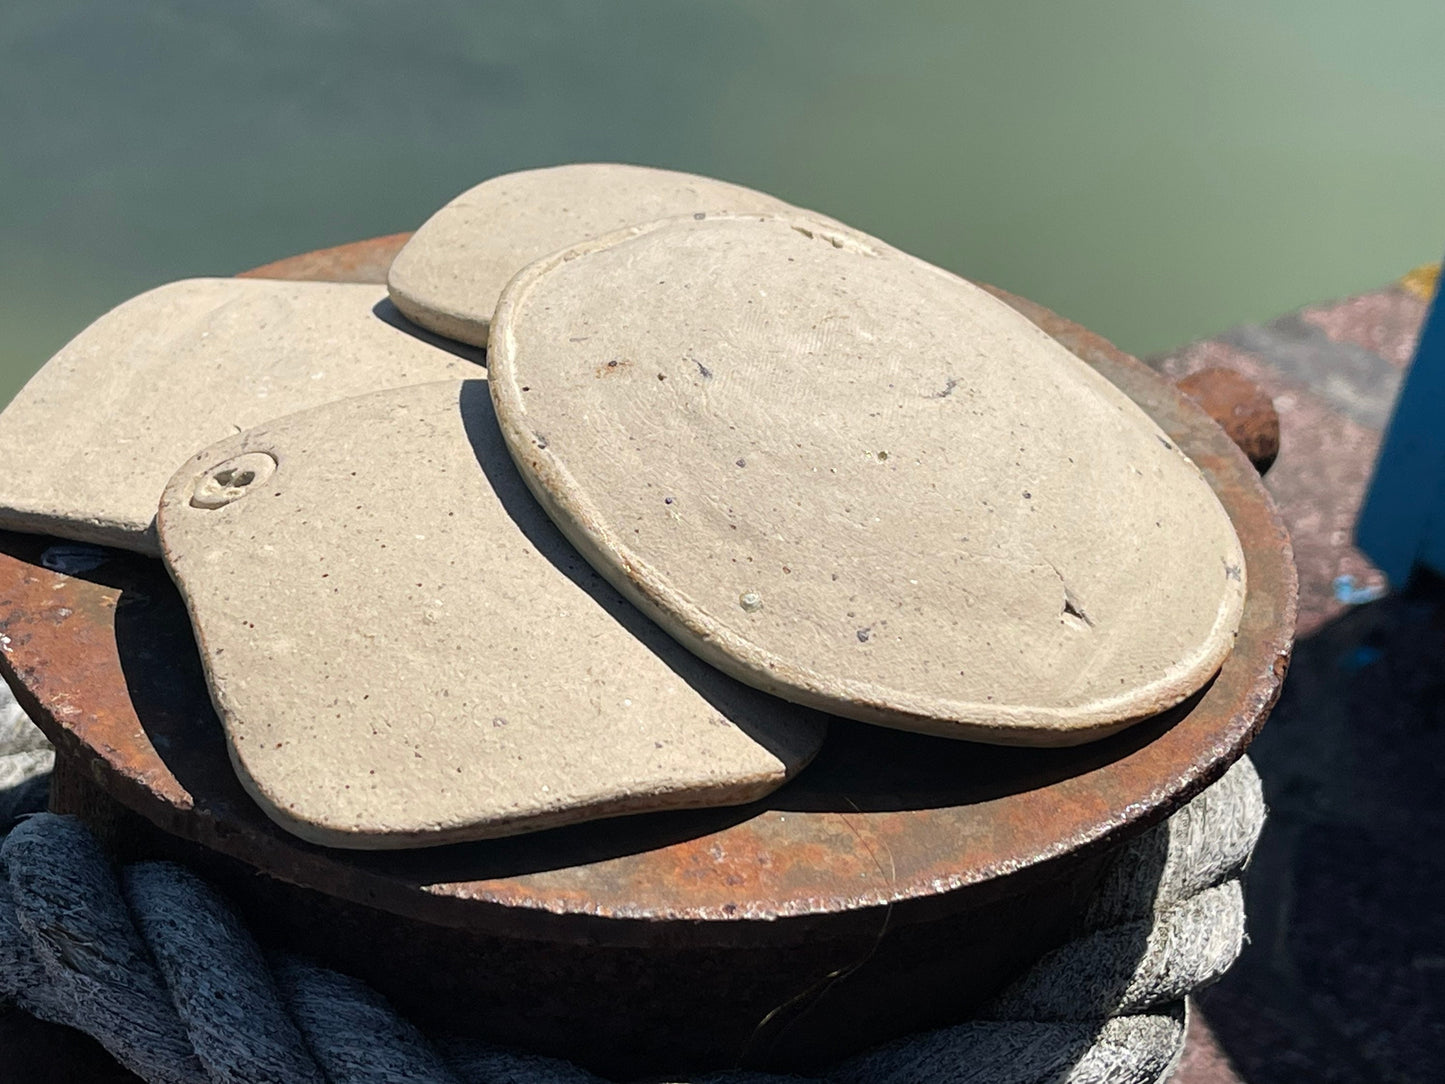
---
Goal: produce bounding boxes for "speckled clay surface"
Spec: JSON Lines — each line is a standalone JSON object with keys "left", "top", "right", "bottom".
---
{"left": 489, "top": 213, "right": 1247, "bottom": 745}
{"left": 0, "top": 278, "right": 480, "bottom": 554}
{"left": 387, "top": 163, "right": 823, "bottom": 348}
{"left": 156, "top": 379, "right": 827, "bottom": 848}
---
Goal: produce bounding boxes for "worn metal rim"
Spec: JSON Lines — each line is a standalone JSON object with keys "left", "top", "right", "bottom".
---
{"left": 0, "top": 234, "right": 1296, "bottom": 948}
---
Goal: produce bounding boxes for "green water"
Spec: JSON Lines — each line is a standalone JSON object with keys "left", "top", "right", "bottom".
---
{"left": 3, "top": 1, "right": 1443, "bottom": 407}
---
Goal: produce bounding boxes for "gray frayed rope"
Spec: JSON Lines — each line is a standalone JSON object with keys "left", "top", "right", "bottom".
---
{"left": 0, "top": 678, "right": 1263, "bottom": 1083}
{"left": 0, "top": 685, "right": 52, "bottom": 830}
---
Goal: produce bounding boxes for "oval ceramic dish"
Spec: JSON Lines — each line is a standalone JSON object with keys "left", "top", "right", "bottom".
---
{"left": 488, "top": 213, "right": 1246, "bottom": 745}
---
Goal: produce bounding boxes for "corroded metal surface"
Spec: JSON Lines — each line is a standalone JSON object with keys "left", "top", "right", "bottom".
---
{"left": 236, "top": 232, "right": 410, "bottom": 284}
{"left": 0, "top": 237, "right": 1296, "bottom": 951}
{"left": 1177, "top": 366, "right": 1281, "bottom": 474}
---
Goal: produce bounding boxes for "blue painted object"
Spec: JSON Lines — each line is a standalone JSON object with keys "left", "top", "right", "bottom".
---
{"left": 1356, "top": 261, "right": 1445, "bottom": 585}
{"left": 1332, "top": 574, "right": 1388, "bottom": 606}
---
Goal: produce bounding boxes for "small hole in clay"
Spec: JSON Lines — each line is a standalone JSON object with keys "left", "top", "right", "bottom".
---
{"left": 190, "top": 452, "right": 277, "bottom": 510}
{"left": 1062, "top": 592, "right": 1093, "bottom": 629}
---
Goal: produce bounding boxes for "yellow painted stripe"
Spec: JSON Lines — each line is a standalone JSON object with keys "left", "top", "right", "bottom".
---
{"left": 1400, "top": 263, "right": 1441, "bottom": 301}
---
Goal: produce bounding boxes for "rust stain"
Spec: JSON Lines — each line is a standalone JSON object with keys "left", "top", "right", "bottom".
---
{"left": 594, "top": 357, "right": 633, "bottom": 378}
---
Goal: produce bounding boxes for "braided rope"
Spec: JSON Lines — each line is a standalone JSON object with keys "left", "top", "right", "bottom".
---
{"left": 0, "top": 686, "right": 51, "bottom": 829}
{"left": 0, "top": 679, "right": 1263, "bottom": 1083}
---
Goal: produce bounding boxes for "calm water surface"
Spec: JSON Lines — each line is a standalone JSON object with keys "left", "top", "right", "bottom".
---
{"left": 3, "top": 1, "right": 1443, "bottom": 406}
